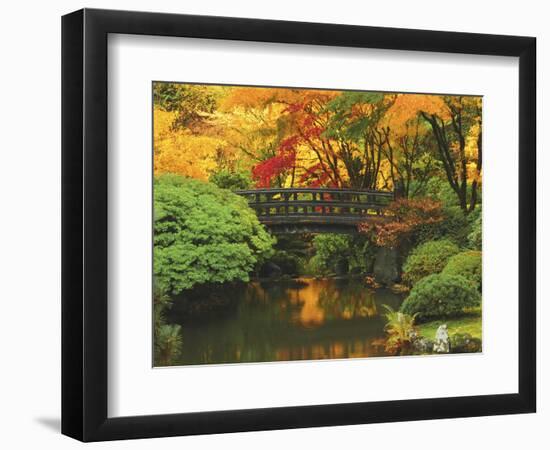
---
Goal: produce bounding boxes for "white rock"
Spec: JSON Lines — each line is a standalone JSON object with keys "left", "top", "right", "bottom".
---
{"left": 433, "top": 324, "right": 450, "bottom": 353}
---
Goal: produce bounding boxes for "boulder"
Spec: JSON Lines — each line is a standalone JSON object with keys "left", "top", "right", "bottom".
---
{"left": 373, "top": 247, "right": 400, "bottom": 285}
{"left": 450, "top": 332, "right": 482, "bottom": 353}
{"left": 259, "top": 261, "right": 282, "bottom": 278}
{"left": 412, "top": 336, "right": 434, "bottom": 354}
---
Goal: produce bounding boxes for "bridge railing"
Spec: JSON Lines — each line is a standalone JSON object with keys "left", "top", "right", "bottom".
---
{"left": 235, "top": 187, "right": 395, "bottom": 221}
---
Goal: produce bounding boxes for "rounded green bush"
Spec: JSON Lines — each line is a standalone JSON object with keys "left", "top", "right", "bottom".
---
{"left": 402, "top": 239, "right": 460, "bottom": 286}
{"left": 154, "top": 175, "right": 275, "bottom": 294}
{"left": 442, "top": 251, "right": 482, "bottom": 291}
{"left": 400, "top": 273, "right": 481, "bottom": 321}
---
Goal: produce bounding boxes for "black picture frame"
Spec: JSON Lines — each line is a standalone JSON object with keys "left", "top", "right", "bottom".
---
{"left": 61, "top": 8, "right": 536, "bottom": 442}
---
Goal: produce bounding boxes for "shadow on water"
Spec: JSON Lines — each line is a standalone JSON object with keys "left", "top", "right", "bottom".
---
{"left": 166, "top": 277, "right": 405, "bottom": 366}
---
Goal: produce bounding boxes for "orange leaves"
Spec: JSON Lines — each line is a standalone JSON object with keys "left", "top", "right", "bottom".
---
{"left": 153, "top": 83, "right": 482, "bottom": 197}
{"left": 385, "top": 94, "right": 449, "bottom": 131}
{"left": 220, "top": 87, "right": 280, "bottom": 110}
{"left": 359, "top": 198, "right": 444, "bottom": 248}
{"left": 220, "top": 86, "right": 339, "bottom": 112}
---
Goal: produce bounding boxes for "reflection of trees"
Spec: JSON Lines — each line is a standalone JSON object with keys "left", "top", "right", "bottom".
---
{"left": 318, "top": 282, "right": 378, "bottom": 320}
{"left": 174, "top": 278, "right": 404, "bottom": 365}
{"left": 244, "top": 282, "right": 304, "bottom": 322}
{"left": 176, "top": 282, "right": 303, "bottom": 365}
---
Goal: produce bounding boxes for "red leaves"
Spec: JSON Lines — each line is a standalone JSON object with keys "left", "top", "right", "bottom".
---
{"left": 250, "top": 104, "right": 326, "bottom": 187}
{"left": 298, "top": 163, "right": 331, "bottom": 188}
{"left": 283, "top": 103, "right": 305, "bottom": 113}
{"left": 278, "top": 136, "right": 300, "bottom": 152}
{"left": 358, "top": 197, "right": 444, "bottom": 248}
{"left": 252, "top": 136, "right": 299, "bottom": 187}
{"left": 252, "top": 152, "right": 296, "bottom": 187}
{"left": 299, "top": 113, "right": 324, "bottom": 140}
{"left": 302, "top": 125, "right": 323, "bottom": 140}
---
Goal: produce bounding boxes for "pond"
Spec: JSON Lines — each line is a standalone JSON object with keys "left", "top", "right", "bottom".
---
{"left": 168, "top": 277, "right": 405, "bottom": 366}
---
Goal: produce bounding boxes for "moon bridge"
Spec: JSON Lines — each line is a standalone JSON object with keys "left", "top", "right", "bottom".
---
{"left": 235, "top": 187, "right": 395, "bottom": 234}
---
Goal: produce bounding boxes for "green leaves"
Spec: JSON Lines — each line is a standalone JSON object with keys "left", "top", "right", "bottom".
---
{"left": 402, "top": 239, "right": 460, "bottom": 286}
{"left": 312, "top": 234, "right": 371, "bottom": 274}
{"left": 322, "top": 91, "right": 385, "bottom": 143}
{"left": 344, "top": 117, "right": 372, "bottom": 140}
{"left": 442, "top": 251, "right": 482, "bottom": 291}
{"left": 154, "top": 175, "right": 275, "bottom": 294}
{"left": 400, "top": 273, "right": 481, "bottom": 321}
{"left": 325, "top": 91, "right": 384, "bottom": 112}
{"left": 153, "top": 82, "right": 218, "bottom": 129}
{"left": 155, "top": 324, "right": 183, "bottom": 366}
{"left": 209, "top": 169, "right": 252, "bottom": 191}
{"left": 382, "top": 304, "right": 418, "bottom": 355}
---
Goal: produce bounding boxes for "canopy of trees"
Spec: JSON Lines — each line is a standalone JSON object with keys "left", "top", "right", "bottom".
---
{"left": 153, "top": 82, "right": 482, "bottom": 215}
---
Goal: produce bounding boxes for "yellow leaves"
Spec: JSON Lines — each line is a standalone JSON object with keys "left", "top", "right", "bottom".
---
{"left": 465, "top": 121, "right": 481, "bottom": 183}
{"left": 465, "top": 122, "right": 481, "bottom": 159}
{"left": 220, "top": 87, "right": 279, "bottom": 110}
{"left": 386, "top": 93, "right": 449, "bottom": 128}
{"left": 153, "top": 107, "right": 222, "bottom": 180}
{"left": 153, "top": 84, "right": 483, "bottom": 190}
{"left": 467, "top": 162, "right": 482, "bottom": 183}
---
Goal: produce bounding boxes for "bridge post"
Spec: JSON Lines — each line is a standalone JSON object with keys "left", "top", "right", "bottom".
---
{"left": 283, "top": 192, "right": 289, "bottom": 216}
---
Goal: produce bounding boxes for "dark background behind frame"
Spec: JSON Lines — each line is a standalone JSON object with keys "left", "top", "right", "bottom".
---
{"left": 62, "top": 8, "right": 536, "bottom": 442}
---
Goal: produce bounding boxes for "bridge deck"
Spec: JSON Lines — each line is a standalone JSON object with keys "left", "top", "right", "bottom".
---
{"left": 236, "top": 187, "right": 394, "bottom": 234}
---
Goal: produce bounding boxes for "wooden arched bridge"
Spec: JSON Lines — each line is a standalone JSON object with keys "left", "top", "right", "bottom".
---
{"left": 236, "top": 187, "right": 394, "bottom": 234}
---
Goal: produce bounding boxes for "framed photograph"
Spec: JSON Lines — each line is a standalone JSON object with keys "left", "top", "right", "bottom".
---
{"left": 62, "top": 8, "right": 536, "bottom": 441}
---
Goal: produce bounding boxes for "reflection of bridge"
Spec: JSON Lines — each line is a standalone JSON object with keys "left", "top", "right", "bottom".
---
{"left": 236, "top": 188, "right": 394, "bottom": 234}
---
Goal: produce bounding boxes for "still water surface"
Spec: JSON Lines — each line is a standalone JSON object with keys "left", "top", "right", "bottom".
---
{"left": 171, "top": 277, "right": 404, "bottom": 366}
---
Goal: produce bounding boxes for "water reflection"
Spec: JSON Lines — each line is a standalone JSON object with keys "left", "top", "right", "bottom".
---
{"left": 168, "top": 277, "right": 404, "bottom": 366}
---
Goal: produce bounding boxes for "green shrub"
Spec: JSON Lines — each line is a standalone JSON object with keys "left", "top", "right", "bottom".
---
{"left": 154, "top": 175, "right": 275, "bottom": 294}
{"left": 402, "top": 239, "right": 460, "bottom": 286}
{"left": 442, "top": 251, "right": 482, "bottom": 291}
{"left": 468, "top": 213, "right": 482, "bottom": 250}
{"left": 382, "top": 305, "right": 418, "bottom": 355}
{"left": 400, "top": 273, "right": 481, "bottom": 321}
{"left": 312, "top": 234, "right": 372, "bottom": 275}
{"left": 416, "top": 206, "right": 471, "bottom": 247}
{"left": 153, "top": 282, "right": 172, "bottom": 332}
{"left": 415, "top": 178, "right": 481, "bottom": 247}
{"left": 268, "top": 235, "right": 310, "bottom": 276}
{"left": 209, "top": 169, "right": 252, "bottom": 191}
{"left": 423, "top": 177, "right": 482, "bottom": 211}
{"left": 269, "top": 250, "right": 304, "bottom": 276}
{"left": 304, "top": 254, "right": 326, "bottom": 276}
{"left": 422, "top": 177, "right": 458, "bottom": 208}
{"left": 312, "top": 234, "right": 352, "bottom": 274}
{"left": 154, "top": 324, "right": 183, "bottom": 366}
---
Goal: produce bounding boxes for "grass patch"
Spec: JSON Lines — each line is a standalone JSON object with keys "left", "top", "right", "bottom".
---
{"left": 417, "top": 310, "right": 482, "bottom": 340}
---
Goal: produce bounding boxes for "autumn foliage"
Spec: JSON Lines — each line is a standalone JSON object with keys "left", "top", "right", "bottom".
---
{"left": 252, "top": 136, "right": 299, "bottom": 187}
{"left": 358, "top": 198, "right": 444, "bottom": 248}
{"left": 153, "top": 82, "right": 482, "bottom": 213}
